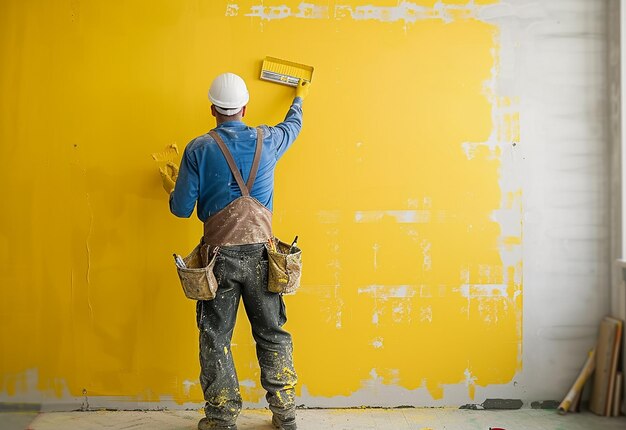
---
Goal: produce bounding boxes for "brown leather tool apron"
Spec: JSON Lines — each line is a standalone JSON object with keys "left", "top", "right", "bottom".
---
{"left": 203, "top": 127, "right": 272, "bottom": 248}
{"left": 176, "top": 127, "right": 272, "bottom": 301}
{"left": 176, "top": 126, "right": 301, "bottom": 300}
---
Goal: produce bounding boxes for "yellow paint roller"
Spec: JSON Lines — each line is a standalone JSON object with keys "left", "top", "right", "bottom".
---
{"left": 260, "top": 56, "right": 314, "bottom": 87}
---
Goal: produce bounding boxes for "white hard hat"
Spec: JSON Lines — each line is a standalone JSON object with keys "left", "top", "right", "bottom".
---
{"left": 208, "top": 73, "right": 249, "bottom": 116}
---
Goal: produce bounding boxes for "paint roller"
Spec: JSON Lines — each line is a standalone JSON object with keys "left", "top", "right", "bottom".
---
{"left": 260, "top": 57, "right": 314, "bottom": 87}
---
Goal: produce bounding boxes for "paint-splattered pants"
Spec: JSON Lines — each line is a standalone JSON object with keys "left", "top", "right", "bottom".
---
{"left": 196, "top": 243, "right": 297, "bottom": 427}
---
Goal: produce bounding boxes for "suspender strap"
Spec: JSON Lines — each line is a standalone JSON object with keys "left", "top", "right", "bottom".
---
{"left": 208, "top": 130, "right": 248, "bottom": 196}
{"left": 246, "top": 127, "right": 264, "bottom": 192}
{"left": 208, "top": 127, "right": 264, "bottom": 197}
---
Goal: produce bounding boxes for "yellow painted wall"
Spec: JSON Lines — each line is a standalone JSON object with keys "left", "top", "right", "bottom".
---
{"left": 0, "top": 0, "right": 521, "bottom": 406}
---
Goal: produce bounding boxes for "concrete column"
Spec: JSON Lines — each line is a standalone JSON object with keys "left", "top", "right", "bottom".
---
{"left": 609, "top": 0, "right": 625, "bottom": 415}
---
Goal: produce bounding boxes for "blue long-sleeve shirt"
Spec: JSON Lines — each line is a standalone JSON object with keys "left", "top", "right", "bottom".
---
{"left": 169, "top": 98, "right": 303, "bottom": 221}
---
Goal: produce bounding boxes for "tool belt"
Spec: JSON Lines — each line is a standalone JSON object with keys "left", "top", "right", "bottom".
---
{"left": 175, "top": 236, "right": 303, "bottom": 300}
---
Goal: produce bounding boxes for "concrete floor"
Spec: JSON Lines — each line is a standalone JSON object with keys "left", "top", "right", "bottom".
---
{"left": 1, "top": 409, "right": 625, "bottom": 430}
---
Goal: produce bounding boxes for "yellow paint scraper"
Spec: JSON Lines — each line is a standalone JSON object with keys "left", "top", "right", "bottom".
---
{"left": 260, "top": 56, "right": 314, "bottom": 87}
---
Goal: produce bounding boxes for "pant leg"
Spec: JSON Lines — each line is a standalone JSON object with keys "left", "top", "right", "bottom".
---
{"left": 239, "top": 246, "right": 298, "bottom": 420}
{"left": 196, "top": 250, "right": 243, "bottom": 425}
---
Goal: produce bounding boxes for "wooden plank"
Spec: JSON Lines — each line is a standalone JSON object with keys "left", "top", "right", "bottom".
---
{"left": 591, "top": 318, "right": 618, "bottom": 415}
{"left": 613, "top": 372, "right": 623, "bottom": 417}
{"left": 605, "top": 317, "right": 623, "bottom": 415}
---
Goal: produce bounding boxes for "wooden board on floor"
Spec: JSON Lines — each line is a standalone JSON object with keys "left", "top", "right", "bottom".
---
{"left": 590, "top": 316, "right": 623, "bottom": 416}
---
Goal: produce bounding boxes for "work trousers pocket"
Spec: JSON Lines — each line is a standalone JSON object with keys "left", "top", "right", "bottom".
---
{"left": 265, "top": 237, "right": 302, "bottom": 295}
{"left": 176, "top": 242, "right": 219, "bottom": 300}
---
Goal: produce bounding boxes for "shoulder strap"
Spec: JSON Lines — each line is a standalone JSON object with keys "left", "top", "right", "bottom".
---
{"left": 208, "top": 130, "right": 249, "bottom": 196}
{"left": 208, "top": 128, "right": 264, "bottom": 196}
{"left": 246, "top": 127, "right": 264, "bottom": 193}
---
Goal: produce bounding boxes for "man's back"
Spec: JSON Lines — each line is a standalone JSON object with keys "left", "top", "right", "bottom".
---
{"left": 169, "top": 98, "right": 303, "bottom": 221}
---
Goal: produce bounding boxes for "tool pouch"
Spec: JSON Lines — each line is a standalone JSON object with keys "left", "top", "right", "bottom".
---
{"left": 265, "top": 237, "right": 302, "bottom": 295}
{"left": 175, "top": 242, "right": 219, "bottom": 301}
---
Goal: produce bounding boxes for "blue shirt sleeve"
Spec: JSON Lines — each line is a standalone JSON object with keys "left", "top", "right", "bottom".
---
{"left": 267, "top": 97, "right": 303, "bottom": 160}
{"left": 169, "top": 141, "right": 200, "bottom": 218}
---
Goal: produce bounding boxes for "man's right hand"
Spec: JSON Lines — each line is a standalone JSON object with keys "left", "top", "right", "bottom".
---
{"left": 296, "top": 79, "right": 310, "bottom": 100}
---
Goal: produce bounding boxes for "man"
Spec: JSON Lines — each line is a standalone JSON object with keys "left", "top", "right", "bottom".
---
{"left": 160, "top": 72, "right": 308, "bottom": 430}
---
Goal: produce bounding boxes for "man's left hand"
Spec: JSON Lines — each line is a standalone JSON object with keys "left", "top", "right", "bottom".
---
{"left": 159, "top": 162, "right": 179, "bottom": 194}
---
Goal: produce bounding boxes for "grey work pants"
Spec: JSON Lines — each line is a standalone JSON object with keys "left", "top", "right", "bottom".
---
{"left": 196, "top": 243, "right": 297, "bottom": 427}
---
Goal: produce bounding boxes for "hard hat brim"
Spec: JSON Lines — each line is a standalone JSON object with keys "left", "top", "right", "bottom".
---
{"left": 214, "top": 105, "right": 244, "bottom": 116}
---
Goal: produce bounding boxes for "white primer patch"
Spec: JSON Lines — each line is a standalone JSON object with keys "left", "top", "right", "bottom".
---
{"left": 354, "top": 210, "right": 430, "bottom": 224}
{"left": 243, "top": 3, "right": 329, "bottom": 20}
{"left": 358, "top": 285, "right": 417, "bottom": 299}
{"left": 392, "top": 304, "right": 407, "bottom": 323}
{"left": 239, "top": 379, "right": 256, "bottom": 388}
{"left": 421, "top": 240, "right": 432, "bottom": 271}
{"left": 229, "top": 2, "right": 487, "bottom": 24}
{"left": 419, "top": 285, "right": 432, "bottom": 298}
{"left": 461, "top": 141, "right": 499, "bottom": 160}
{"left": 459, "top": 284, "right": 509, "bottom": 298}
{"left": 225, "top": 3, "right": 239, "bottom": 17}
{"left": 182, "top": 380, "right": 197, "bottom": 395}
{"left": 464, "top": 368, "right": 477, "bottom": 387}
{"left": 373, "top": 243, "right": 380, "bottom": 271}
{"left": 369, "top": 368, "right": 381, "bottom": 380}
{"left": 420, "top": 305, "right": 433, "bottom": 323}
{"left": 316, "top": 210, "right": 341, "bottom": 224}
